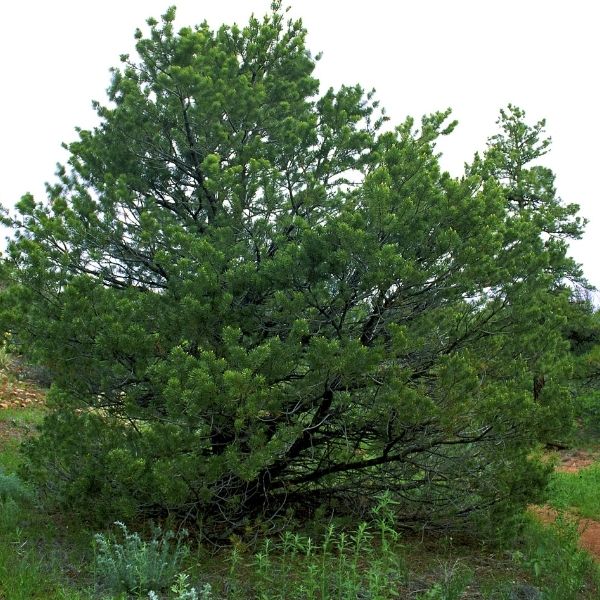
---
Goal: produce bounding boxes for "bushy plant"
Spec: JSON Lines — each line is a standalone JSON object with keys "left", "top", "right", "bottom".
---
{"left": 0, "top": 4, "right": 585, "bottom": 535}
{"left": 147, "top": 574, "right": 213, "bottom": 600}
{"left": 0, "top": 468, "right": 32, "bottom": 504}
{"left": 94, "top": 522, "right": 189, "bottom": 596}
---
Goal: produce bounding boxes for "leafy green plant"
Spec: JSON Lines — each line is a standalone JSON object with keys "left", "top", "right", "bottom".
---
{"left": 146, "top": 573, "right": 213, "bottom": 600}
{"left": 94, "top": 522, "right": 189, "bottom": 596}
{"left": 218, "top": 508, "right": 407, "bottom": 600}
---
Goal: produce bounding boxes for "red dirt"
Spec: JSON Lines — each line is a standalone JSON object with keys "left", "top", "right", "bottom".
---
{"left": 556, "top": 449, "right": 599, "bottom": 473}
{"left": 0, "top": 375, "right": 46, "bottom": 410}
{"left": 530, "top": 447, "right": 600, "bottom": 562}
{"left": 530, "top": 505, "right": 600, "bottom": 560}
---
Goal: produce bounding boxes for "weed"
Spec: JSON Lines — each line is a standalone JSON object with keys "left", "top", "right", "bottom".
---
{"left": 94, "top": 522, "right": 190, "bottom": 596}
{"left": 215, "top": 504, "right": 407, "bottom": 599}
{"left": 0, "top": 467, "right": 32, "bottom": 504}
{"left": 415, "top": 561, "right": 472, "bottom": 600}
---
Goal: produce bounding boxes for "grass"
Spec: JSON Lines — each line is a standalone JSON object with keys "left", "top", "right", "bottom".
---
{"left": 0, "top": 495, "right": 95, "bottom": 600}
{"left": 0, "top": 405, "right": 46, "bottom": 424}
{"left": 514, "top": 514, "right": 600, "bottom": 600}
{"left": 0, "top": 394, "right": 94, "bottom": 599}
{"left": 0, "top": 405, "right": 45, "bottom": 472}
{"left": 548, "top": 462, "right": 600, "bottom": 520}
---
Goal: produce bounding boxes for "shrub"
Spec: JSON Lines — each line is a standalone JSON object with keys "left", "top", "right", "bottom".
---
{"left": 1, "top": 4, "right": 584, "bottom": 536}
{"left": 0, "top": 468, "right": 32, "bottom": 504}
{"left": 94, "top": 522, "right": 189, "bottom": 596}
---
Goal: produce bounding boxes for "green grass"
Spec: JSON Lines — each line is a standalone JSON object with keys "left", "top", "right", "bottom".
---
{"left": 0, "top": 406, "right": 45, "bottom": 472}
{"left": 513, "top": 515, "right": 600, "bottom": 600}
{"left": 0, "top": 405, "right": 46, "bottom": 425}
{"left": 0, "top": 496, "right": 95, "bottom": 600}
{"left": 0, "top": 436, "right": 23, "bottom": 472}
{"left": 548, "top": 462, "right": 600, "bottom": 520}
{"left": 0, "top": 406, "right": 95, "bottom": 600}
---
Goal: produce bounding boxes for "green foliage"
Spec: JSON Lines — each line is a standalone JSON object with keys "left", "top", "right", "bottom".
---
{"left": 212, "top": 511, "right": 407, "bottom": 599}
{"left": 565, "top": 298, "right": 600, "bottom": 439}
{"left": 0, "top": 330, "right": 14, "bottom": 371}
{"left": 0, "top": 6, "right": 587, "bottom": 534}
{"left": 0, "top": 345, "right": 10, "bottom": 372}
{"left": 94, "top": 522, "right": 190, "bottom": 596}
{"left": 164, "top": 574, "right": 214, "bottom": 600}
{"left": 0, "top": 496, "right": 93, "bottom": 600}
{"left": 0, "top": 467, "right": 32, "bottom": 504}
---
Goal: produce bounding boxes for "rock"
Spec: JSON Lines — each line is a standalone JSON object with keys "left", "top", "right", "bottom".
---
{"left": 508, "top": 583, "right": 543, "bottom": 600}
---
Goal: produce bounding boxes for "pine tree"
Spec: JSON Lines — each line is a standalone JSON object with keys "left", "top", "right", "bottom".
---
{"left": 0, "top": 6, "right": 586, "bottom": 534}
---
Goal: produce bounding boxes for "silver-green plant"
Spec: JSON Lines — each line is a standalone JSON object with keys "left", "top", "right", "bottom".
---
{"left": 0, "top": 468, "right": 32, "bottom": 504}
{"left": 94, "top": 521, "right": 189, "bottom": 596}
{"left": 147, "top": 573, "right": 213, "bottom": 600}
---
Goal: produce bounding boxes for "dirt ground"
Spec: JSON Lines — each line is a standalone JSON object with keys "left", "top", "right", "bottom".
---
{"left": 529, "top": 447, "right": 600, "bottom": 561}
{"left": 556, "top": 448, "right": 600, "bottom": 474}
{"left": 0, "top": 374, "right": 46, "bottom": 410}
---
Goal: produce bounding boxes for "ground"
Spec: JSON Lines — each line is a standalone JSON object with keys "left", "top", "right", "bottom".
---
{"left": 530, "top": 446, "right": 600, "bottom": 561}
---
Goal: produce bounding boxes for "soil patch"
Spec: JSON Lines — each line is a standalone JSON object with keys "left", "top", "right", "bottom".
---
{"left": 556, "top": 449, "right": 600, "bottom": 474}
{"left": 0, "top": 375, "right": 46, "bottom": 410}
{"left": 530, "top": 505, "right": 600, "bottom": 561}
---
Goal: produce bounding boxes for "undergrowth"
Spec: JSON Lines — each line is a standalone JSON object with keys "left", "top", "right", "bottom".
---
{"left": 513, "top": 515, "right": 600, "bottom": 600}
{"left": 94, "top": 522, "right": 190, "bottom": 597}
{"left": 1, "top": 402, "right": 599, "bottom": 598}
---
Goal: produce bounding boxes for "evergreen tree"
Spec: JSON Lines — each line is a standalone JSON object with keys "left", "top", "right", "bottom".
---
{"left": 0, "top": 6, "right": 586, "bottom": 533}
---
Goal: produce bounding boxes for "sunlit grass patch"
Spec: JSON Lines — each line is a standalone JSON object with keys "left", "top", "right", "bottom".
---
{"left": 548, "top": 462, "right": 600, "bottom": 521}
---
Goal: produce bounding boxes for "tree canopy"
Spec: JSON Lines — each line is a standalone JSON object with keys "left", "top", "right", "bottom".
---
{"left": 0, "top": 5, "right": 587, "bottom": 535}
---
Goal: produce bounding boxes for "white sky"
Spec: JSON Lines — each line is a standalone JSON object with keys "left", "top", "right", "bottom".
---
{"left": 1, "top": 1, "right": 598, "bottom": 292}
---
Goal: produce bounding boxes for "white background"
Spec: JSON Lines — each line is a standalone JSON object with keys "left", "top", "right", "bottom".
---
{"left": 1, "top": 1, "right": 598, "bottom": 293}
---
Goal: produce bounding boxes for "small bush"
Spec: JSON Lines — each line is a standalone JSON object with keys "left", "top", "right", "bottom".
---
{"left": 0, "top": 468, "right": 32, "bottom": 504}
{"left": 94, "top": 522, "right": 189, "bottom": 596}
